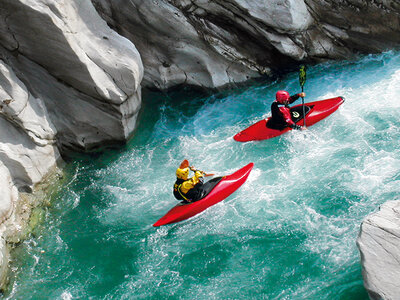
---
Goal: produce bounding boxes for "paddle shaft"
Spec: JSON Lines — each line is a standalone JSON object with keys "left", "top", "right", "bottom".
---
{"left": 191, "top": 167, "right": 214, "bottom": 177}
{"left": 299, "top": 65, "right": 307, "bottom": 128}
{"left": 301, "top": 86, "right": 306, "bottom": 128}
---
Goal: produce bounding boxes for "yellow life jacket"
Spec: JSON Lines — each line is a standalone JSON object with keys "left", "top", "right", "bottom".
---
{"left": 173, "top": 171, "right": 204, "bottom": 200}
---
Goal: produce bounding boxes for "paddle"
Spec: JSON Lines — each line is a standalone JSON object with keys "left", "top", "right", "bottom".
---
{"left": 299, "top": 65, "right": 307, "bottom": 128}
{"left": 190, "top": 166, "right": 214, "bottom": 177}
{"left": 180, "top": 160, "right": 214, "bottom": 176}
{"left": 203, "top": 173, "right": 215, "bottom": 177}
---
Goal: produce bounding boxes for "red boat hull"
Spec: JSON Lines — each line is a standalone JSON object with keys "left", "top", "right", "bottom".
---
{"left": 153, "top": 163, "right": 254, "bottom": 227}
{"left": 233, "top": 97, "right": 344, "bottom": 142}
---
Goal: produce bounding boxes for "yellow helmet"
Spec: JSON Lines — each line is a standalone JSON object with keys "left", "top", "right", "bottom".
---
{"left": 176, "top": 167, "right": 189, "bottom": 180}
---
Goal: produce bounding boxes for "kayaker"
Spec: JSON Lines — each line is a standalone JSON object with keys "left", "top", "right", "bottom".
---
{"left": 173, "top": 159, "right": 206, "bottom": 203}
{"left": 268, "top": 90, "right": 306, "bottom": 130}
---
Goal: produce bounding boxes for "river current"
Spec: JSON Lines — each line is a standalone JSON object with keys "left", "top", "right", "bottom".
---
{"left": 6, "top": 51, "right": 400, "bottom": 299}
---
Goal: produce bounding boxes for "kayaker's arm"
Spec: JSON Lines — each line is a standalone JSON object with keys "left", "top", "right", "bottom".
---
{"left": 279, "top": 106, "right": 296, "bottom": 127}
{"left": 288, "top": 92, "right": 306, "bottom": 104}
{"left": 190, "top": 166, "right": 214, "bottom": 177}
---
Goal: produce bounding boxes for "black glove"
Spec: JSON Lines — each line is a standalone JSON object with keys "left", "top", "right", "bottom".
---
{"left": 290, "top": 124, "right": 302, "bottom": 130}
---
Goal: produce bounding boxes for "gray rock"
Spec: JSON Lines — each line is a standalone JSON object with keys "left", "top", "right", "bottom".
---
{"left": 0, "top": 237, "right": 9, "bottom": 291}
{"left": 92, "top": 0, "right": 400, "bottom": 90}
{"left": 357, "top": 200, "right": 400, "bottom": 299}
{"left": 0, "top": 0, "right": 144, "bottom": 149}
{"left": 305, "top": 0, "right": 400, "bottom": 53}
{"left": 0, "top": 0, "right": 143, "bottom": 290}
{"left": 1, "top": 50, "right": 141, "bottom": 152}
{"left": 0, "top": 60, "right": 56, "bottom": 147}
{"left": 1, "top": 0, "right": 142, "bottom": 101}
{"left": 0, "top": 162, "right": 17, "bottom": 225}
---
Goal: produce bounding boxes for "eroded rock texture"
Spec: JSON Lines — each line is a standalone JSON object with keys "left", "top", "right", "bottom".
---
{"left": 357, "top": 200, "right": 400, "bottom": 300}
{"left": 0, "top": 0, "right": 143, "bottom": 289}
{"left": 92, "top": 0, "right": 400, "bottom": 90}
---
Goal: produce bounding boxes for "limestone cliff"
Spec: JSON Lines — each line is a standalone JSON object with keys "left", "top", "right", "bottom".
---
{"left": 357, "top": 201, "right": 400, "bottom": 299}
{"left": 0, "top": 0, "right": 143, "bottom": 289}
{"left": 92, "top": 0, "right": 400, "bottom": 90}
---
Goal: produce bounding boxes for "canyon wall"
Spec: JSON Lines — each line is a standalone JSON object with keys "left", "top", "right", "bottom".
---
{"left": 92, "top": 0, "right": 400, "bottom": 90}
{"left": 0, "top": 0, "right": 143, "bottom": 289}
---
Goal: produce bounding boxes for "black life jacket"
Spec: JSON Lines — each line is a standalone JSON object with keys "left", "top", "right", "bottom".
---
{"left": 173, "top": 178, "right": 187, "bottom": 200}
{"left": 268, "top": 101, "right": 288, "bottom": 129}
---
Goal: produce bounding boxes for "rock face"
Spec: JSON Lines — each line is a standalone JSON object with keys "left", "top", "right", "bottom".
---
{"left": 0, "top": 0, "right": 143, "bottom": 289}
{"left": 1, "top": 0, "right": 143, "bottom": 152}
{"left": 357, "top": 200, "right": 400, "bottom": 299}
{"left": 92, "top": 0, "right": 400, "bottom": 90}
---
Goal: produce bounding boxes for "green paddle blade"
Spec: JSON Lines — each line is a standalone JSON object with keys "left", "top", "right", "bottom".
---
{"left": 299, "top": 65, "right": 307, "bottom": 88}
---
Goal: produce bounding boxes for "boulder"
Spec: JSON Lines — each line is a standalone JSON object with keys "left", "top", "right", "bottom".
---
{"left": 0, "top": 0, "right": 143, "bottom": 151}
{"left": 357, "top": 200, "right": 400, "bottom": 299}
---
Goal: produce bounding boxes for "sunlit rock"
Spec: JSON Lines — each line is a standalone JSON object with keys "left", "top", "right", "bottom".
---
{"left": 0, "top": 60, "right": 56, "bottom": 147}
{"left": 0, "top": 163, "right": 17, "bottom": 225}
{"left": 357, "top": 200, "right": 400, "bottom": 299}
{"left": 1, "top": 0, "right": 143, "bottom": 150}
{"left": 0, "top": 0, "right": 144, "bottom": 290}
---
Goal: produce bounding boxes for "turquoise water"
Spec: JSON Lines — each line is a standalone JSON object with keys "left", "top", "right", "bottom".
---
{"left": 6, "top": 51, "right": 400, "bottom": 299}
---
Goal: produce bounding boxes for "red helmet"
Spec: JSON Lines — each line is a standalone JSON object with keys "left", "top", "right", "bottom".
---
{"left": 276, "top": 90, "right": 290, "bottom": 103}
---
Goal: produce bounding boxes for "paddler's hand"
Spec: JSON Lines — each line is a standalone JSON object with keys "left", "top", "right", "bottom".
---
{"left": 298, "top": 92, "right": 306, "bottom": 98}
{"left": 191, "top": 166, "right": 214, "bottom": 176}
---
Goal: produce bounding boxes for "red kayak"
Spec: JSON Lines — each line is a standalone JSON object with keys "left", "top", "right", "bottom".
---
{"left": 234, "top": 97, "right": 344, "bottom": 142}
{"left": 153, "top": 163, "right": 254, "bottom": 227}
